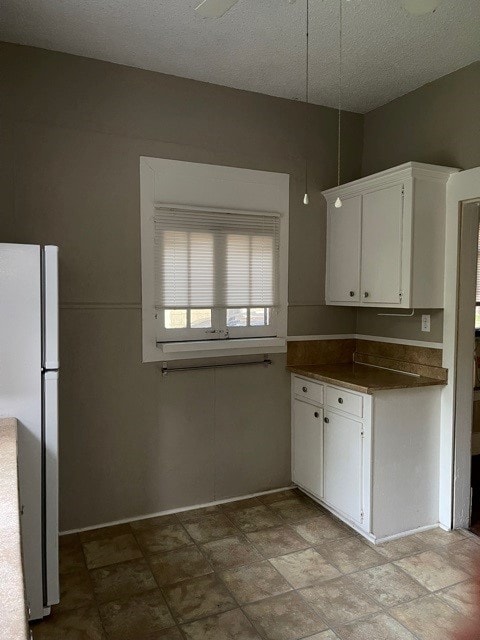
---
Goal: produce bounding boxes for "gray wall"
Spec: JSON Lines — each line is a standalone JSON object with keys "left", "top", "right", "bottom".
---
{"left": 0, "top": 43, "right": 363, "bottom": 530}
{"left": 358, "top": 61, "right": 480, "bottom": 343}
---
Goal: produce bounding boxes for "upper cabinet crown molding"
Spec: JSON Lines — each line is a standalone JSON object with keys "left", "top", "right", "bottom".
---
{"left": 322, "top": 162, "right": 460, "bottom": 203}
{"left": 323, "top": 162, "right": 460, "bottom": 309}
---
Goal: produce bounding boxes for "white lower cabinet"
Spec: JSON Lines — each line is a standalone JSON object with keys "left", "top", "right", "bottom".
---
{"left": 323, "top": 411, "right": 363, "bottom": 526}
{"left": 292, "top": 374, "right": 442, "bottom": 543}
{"left": 292, "top": 399, "right": 324, "bottom": 499}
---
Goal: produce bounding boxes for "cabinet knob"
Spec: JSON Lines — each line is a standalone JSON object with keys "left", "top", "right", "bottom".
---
{"left": 364, "top": 292, "right": 369, "bottom": 298}
{"left": 349, "top": 291, "right": 355, "bottom": 297}
{"left": 302, "top": 386, "right": 308, "bottom": 393}
{"left": 338, "top": 397, "right": 344, "bottom": 404}
{"left": 324, "top": 417, "right": 330, "bottom": 423}
{"left": 314, "top": 411, "right": 319, "bottom": 418}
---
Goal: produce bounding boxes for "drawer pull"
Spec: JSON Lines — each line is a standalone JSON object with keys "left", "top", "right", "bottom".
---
{"left": 324, "top": 417, "right": 330, "bottom": 423}
{"left": 364, "top": 292, "right": 369, "bottom": 298}
{"left": 302, "top": 386, "right": 308, "bottom": 393}
{"left": 349, "top": 291, "right": 355, "bottom": 297}
{"left": 314, "top": 411, "right": 319, "bottom": 418}
{"left": 338, "top": 397, "right": 344, "bottom": 404}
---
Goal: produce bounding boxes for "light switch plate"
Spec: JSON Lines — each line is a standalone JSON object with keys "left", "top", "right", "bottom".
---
{"left": 422, "top": 314, "right": 431, "bottom": 332}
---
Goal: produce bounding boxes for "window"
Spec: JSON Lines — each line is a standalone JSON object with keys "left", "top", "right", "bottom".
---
{"left": 140, "top": 157, "right": 289, "bottom": 362}
{"left": 154, "top": 207, "right": 280, "bottom": 342}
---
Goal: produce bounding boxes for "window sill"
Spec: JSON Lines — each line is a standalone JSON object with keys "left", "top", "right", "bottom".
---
{"left": 157, "top": 337, "right": 287, "bottom": 361}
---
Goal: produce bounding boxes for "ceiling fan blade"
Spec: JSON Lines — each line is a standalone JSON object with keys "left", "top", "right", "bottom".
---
{"left": 195, "top": 0, "right": 240, "bottom": 18}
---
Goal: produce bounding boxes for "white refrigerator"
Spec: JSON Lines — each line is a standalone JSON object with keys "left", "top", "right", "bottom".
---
{"left": 0, "top": 244, "right": 59, "bottom": 620}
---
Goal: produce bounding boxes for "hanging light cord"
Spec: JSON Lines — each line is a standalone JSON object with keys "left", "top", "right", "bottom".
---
{"left": 337, "top": 0, "right": 343, "bottom": 188}
{"left": 304, "top": 0, "right": 310, "bottom": 200}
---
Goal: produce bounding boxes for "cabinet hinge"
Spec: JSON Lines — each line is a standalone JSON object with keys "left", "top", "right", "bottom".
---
{"left": 360, "top": 429, "right": 365, "bottom": 438}
{"left": 401, "top": 186, "right": 405, "bottom": 197}
{"left": 360, "top": 510, "right": 364, "bottom": 523}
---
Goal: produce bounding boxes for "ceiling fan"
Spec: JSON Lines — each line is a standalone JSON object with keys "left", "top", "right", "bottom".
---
{"left": 194, "top": 0, "right": 440, "bottom": 19}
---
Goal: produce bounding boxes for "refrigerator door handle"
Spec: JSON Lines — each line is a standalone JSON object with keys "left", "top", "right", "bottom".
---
{"left": 43, "top": 370, "right": 59, "bottom": 607}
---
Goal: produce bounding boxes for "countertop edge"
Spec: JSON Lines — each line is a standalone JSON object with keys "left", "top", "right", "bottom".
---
{"left": 0, "top": 418, "right": 29, "bottom": 640}
{"left": 287, "top": 365, "right": 447, "bottom": 395}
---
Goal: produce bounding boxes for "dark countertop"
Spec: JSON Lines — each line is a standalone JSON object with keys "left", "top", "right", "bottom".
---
{"left": 288, "top": 363, "right": 446, "bottom": 395}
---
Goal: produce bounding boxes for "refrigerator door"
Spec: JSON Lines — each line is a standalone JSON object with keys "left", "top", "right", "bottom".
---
{"left": 0, "top": 243, "right": 44, "bottom": 620}
{"left": 43, "top": 246, "right": 59, "bottom": 371}
{"left": 43, "top": 370, "right": 59, "bottom": 608}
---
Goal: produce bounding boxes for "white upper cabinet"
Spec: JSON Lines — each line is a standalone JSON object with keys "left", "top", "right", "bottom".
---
{"left": 323, "top": 162, "right": 459, "bottom": 308}
{"left": 327, "top": 195, "right": 361, "bottom": 303}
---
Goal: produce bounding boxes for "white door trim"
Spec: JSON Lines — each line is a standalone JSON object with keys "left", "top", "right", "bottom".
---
{"left": 441, "top": 167, "right": 480, "bottom": 529}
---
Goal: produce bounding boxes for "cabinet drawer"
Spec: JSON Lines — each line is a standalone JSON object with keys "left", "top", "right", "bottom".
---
{"left": 293, "top": 376, "right": 324, "bottom": 404}
{"left": 326, "top": 386, "right": 363, "bottom": 417}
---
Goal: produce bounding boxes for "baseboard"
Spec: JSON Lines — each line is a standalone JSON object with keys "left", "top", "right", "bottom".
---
{"left": 372, "top": 523, "right": 439, "bottom": 544}
{"left": 60, "top": 485, "right": 294, "bottom": 535}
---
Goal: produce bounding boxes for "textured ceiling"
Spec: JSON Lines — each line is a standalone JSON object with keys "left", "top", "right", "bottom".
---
{"left": 1, "top": 0, "right": 479, "bottom": 113}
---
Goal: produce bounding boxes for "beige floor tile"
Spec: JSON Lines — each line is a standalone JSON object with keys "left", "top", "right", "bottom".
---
{"left": 130, "top": 514, "right": 178, "bottom": 530}
{"left": 79, "top": 524, "right": 132, "bottom": 543}
{"left": 31, "top": 605, "right": 105, "bottom": 640}
{"left": 82, "top": 533, "right": 143, "bottom": 570}
{"left": 176, "top": 505, "right": 223, "bottom": 523}
{"left": 335, "top": 613, "right": 416, "bottom": 640}
{"left": 315, "top": 537, "right": 385, "bottom": 574}
{"left": 269, "top": 497, "right": 321, "bottom": 523}
{"left": 148, "top": 545, "right": 213, "bottom": 586}
{"left": 59, "top": 533, "right": 82, "bottom": 550}
{"left": 98, "top": 589, "right": 174, "bottom": 640}
{"left": 221, "top": 497, "right": 264, "bottom": 511}
{"left": 162, "top": 574, "right": 236, "bottom": 623}
{"left": 303, "top": 633, "right": 339, "bottom": 640}
{"left": 228, "top": 505, "right": 283, "bottom": 532}
{"left": 55, "top": 567, "right": 95, "bottom": 612}
{"left": 90, "top": 557, "right": 157, "bottom": 604}
{"left": 244, "top": 591, "right": 327, "bottom": 640}
{"left": 292, "top": 516, "right": 353, "bottom": 544}
{"left": 183, "top": 514, "right": 239, "bottom": 543}
{"left": 59, "top": 534, "right": 86, "bottom": 575}
{"left": 390, "top": 593, "right": 467, "bottom": 640}
{"left": 270, "top": 548, "right": 341, "bottom": 588}
{"left": 438, "top": 580, "right": 478, "bottom": 617}
{"left": 201, "top": 535, "right": 262, "bottom": 570}
{"left": 246, "top": 525, "right": 310, "bottom": 558}
{"left": 394, "top": 550, "right": 470, "bottom": 591}
{"left": 368, "top": 534, "right": 430, "bottom": 560}
{"left": 350, "top": 563, "right": 428, "bottom": 607}
{"left": 300, "top": 576, "right": 381, "bottom": 627}
{"left": 258, "top": 489, "right": 299, "bottom": 505}
{"left": 220, "top": 560, "right": 292, "bottom": 604}
{"left": 153, "top": 628, "right": 184, "bottom": 639}
{"left": 436, "top": 539, "right": 480, "bottom": 575}
{"left": 181, "top": 609, "right": 262, "bottom": 639}
{"left": 413, "top": 527, "right": 467, "bottom": 548}
{"left": 134, "top": 522, "right": 193, "bottom": 555}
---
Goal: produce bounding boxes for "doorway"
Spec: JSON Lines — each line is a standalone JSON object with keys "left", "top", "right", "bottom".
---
{"left": 441, "top": 167, "right": 480, "bottom": 532}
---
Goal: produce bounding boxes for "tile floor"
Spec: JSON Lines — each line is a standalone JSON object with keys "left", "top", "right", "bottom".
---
{"left": 30, "top": 489, "right": 480, "bottom": 640}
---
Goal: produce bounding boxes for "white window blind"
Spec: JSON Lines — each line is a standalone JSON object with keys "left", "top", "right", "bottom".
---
{"left": 154, "top": 208, "right": 280, "bottom": 310}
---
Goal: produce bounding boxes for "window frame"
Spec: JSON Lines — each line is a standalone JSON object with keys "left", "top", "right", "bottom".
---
{"left": 140, "top": 157, "right": 289, "bottom": 363}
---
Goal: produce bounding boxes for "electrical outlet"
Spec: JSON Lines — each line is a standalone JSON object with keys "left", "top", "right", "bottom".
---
{"left": 422, "top": 314, "right": 431, "bottom": 332}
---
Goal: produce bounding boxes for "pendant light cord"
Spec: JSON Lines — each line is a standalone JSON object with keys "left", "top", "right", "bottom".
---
{"left": 304, "top": 0, "right": 309, "bottom": 197}
{"left": 337, "top": 0, "right": 343, "bottom": 188}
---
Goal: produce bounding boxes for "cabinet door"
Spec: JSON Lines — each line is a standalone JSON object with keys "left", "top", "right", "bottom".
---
{"left": 327, "top": 195, "right": 362, "bottom": 303}
{"left": 361, "top": 184, "right": 404, "bottom": 305}
{"left": 323, "top": 411, "right": 363, "bottom": 524}
{"left": 292, "top": 399, "right": 324, "bottom": 499}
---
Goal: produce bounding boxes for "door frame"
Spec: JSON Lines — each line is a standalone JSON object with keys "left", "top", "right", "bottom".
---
{"left": 441, "top": 167, "right": 480, "bottom": 529}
